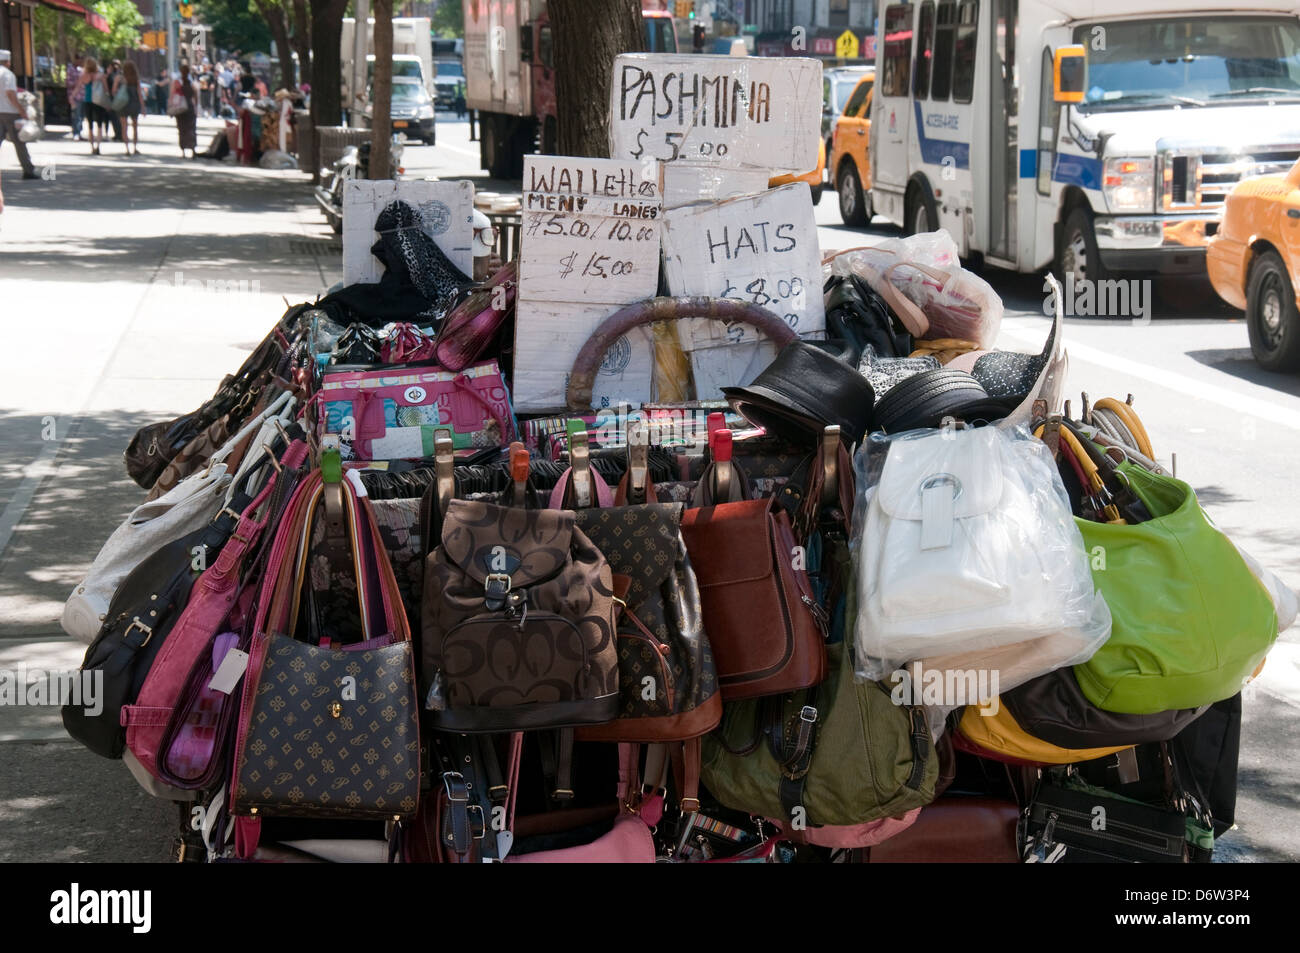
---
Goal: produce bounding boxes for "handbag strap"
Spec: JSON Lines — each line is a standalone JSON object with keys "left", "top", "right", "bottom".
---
{"left": 547, "top": 466, "right": 615, "bottom": 510}
{"left": 452, "top": 371, "right": 515, "bottom": 444}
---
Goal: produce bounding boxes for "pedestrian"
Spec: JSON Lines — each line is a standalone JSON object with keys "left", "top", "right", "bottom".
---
{"left": 454, "top": 79, "right": 466, "bottom": 118}
{"left": 66, "top": 58, "right": 83, "bottom": 140}
{"left": 114, "top": 60, "right": 142, "bottom": 155}
{"left": 0, "top": 49, "right": 40, "bottom": 179}
{"left": 106, "top": 60, "right": 124, "bottom": 141}
{"left": 172, "top": 63, "right": 199, "bottom": 158}
{"left": 75, "top": 56, "right": 105, "bottom": 154}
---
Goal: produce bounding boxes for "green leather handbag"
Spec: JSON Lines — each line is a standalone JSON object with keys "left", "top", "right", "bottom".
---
{"left": 1074, "top": 466, "right": 1276, "bottom": 715}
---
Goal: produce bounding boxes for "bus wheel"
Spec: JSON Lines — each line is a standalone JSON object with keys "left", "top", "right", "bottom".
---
{"left": 838, "top": 163, "right": 868, "bottom": 226}
{"left": 905, "top": 184, "right": 938, "bottom": 235}
{"left": 1057, "top": 208, "right": 1110, "bottom": 283}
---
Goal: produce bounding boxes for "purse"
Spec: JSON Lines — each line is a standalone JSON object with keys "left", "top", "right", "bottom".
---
{"left": 167, "top": 85, "right": 189, "bottom": 116}
{"left": 144, "top": 414, "right": 231, "bottom": 501}
{"left": 571, "top": 504, "right": 723, "bottom": 743}
{"left": 111, "top": 81, "right": 129, "bottom": 112}
{"left": 863, "top": 797, "right": 1021, "bottom": 862}
{"left": 230, "top": 469, "right": 420, "bottom": 856}
{"left": 434, "top": 260, "right": 517, "bottom": 371}
{"left": 1023, "top": 775, "right": 1188, "bottom": 863}
{"left": 122, "top": 441, "right": 310, "bottom": 787}
{"left": 317, "top": 360, "right": 517, "bottom": 460}
{"left": 679, "top": 495, "right": 826, "bottom": 700}
{"left": 702, "top": 642, "right": 938, "bottom": 829}
{"left": 954, "top": 702, "right": 1133, "bottom": 766}
{"left": 421, "top": 498, "right": 620, "bottom": 732}
{"left": 93, "top": 76, "right": 111, "bottom": 109}
{"left": 1073, "top": 467, "right": 1278, "bottom": 714}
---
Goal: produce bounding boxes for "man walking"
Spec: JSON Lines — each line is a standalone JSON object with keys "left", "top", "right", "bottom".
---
{"left": 0, "top": 49, "right": 39, "bottom": 180}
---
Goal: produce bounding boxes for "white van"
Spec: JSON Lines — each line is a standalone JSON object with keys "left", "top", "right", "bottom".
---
{"left": 869, "top": 0, "right": 1300, "bottom": 280}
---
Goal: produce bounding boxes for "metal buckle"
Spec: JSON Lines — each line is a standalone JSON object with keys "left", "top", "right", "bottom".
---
{"left": 799, "top": 705, "right": 818, "bottom": 725}
{"left": 467, "top": 803, "right": 486, "bottom": 839}
{"left": 124, "top": 618, "right": 154, "bottom": 648}
{"left": 484, "top": 573, "right": 512, "bottom": 598}
{"left": 441, "top": 772, "right": 468, "bottom": 803}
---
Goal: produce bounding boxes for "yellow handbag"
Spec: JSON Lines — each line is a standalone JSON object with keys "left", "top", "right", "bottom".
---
{"left": 957, "top": 702, "right": 1133, "bottom": 765}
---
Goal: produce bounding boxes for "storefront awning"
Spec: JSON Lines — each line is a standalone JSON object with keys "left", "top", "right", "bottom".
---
{"left": 36, "top": 0, "right": 108, "bottom": 32}
{"left": 86, "top": 11, "right": 107, "bottom": 31}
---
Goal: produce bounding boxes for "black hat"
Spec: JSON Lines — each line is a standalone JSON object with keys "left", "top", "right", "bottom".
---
{"left": 721, "top": 341, "right": 875, "bottom": 444}
{"left": 873, "top": 368, "right": 1017, "bottom": 434}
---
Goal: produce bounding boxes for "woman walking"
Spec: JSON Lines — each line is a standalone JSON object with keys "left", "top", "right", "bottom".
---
{"left": 76, "top": 57, "right": 105, "bottom": 155}
{"left": 113, "top": 61, "right": 143, "bottom": 154}
{"left": 172, "top": 64, "right": 198, "bottom": 158}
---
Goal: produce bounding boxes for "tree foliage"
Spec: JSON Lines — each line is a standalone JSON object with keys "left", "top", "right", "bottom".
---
{"left": 431, "top": 0, "right": 462, "bottom": 38}
{"left": 33, "top": 0, "right": 144, "bottom": 63}
{"left": 196, "top": 0, "right": 274, "bottom": 56}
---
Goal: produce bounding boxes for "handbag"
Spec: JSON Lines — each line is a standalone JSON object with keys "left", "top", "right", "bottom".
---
{"left": 144, "top": 414, "right": 231, "bottom": 501}
{"left": 93, "top": 76, "right": 111, "bottom": 109}
{"left": 111, "top": 81, "right": 129, "bottom": 112}
{"left": 317, "top": 360, "right": 517, "bottom": 460}
{"left": 679, "top": 495, "right": 825, "bottom": 700}
{"left": 702, "top": 642, "right": 938, "bottom": 829}
{"left": 421, "top": 498, "right": 620, "bottom": 732}
{"left": 863, "top": 797, "right": 1021, "bottom": 862}
{"left": 954, "top": 702, "right": 1133, "bottom": 766}
{"left": 122, "top": 441, "right": 309, "bottom": 787}
{"left": 230, "top": 469, "right": 420, "bottom": 856}
{"left": 1073, "top": 467, "right": 1278, "bottom": 714}
{"left": 822, "top": 272, "right": 913, "bottom": 366}
{"left": 570, "top": 503, "right": 722, "bottom": 743}
{"left": 853, "top": 424, "right": 1110, "bottom": 679}
{"left": 434, "top": 260, "right": 517, "bottom": 372}
{"left": 1001, "top": 667, "right": 1207, "bottom": 751}
{"left": 167, "top": 85, "right": 189, "bottom": 116}
{"left": 1023, "top": 775, "right": 1188, "bottom": 863}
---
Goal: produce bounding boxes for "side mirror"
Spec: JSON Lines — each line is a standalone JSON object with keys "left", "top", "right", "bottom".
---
{"left": 1053, "top": 45, "right": 1086, "bottom": 104}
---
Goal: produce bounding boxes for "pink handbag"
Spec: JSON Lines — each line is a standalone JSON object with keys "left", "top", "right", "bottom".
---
{"left": 505, "top": 740, "right": 656, "bottom": 863}
{"left": 767, "top": 807, "right": 923, "bottom": 849}
{"left": 434, "top": 260, "right": 517, "bottom": 372}
{"left": 122, "top": 440, "right": 309, "bottom": 786}
{"left": 317, "top": 360, "right": 518, "bottom": 460}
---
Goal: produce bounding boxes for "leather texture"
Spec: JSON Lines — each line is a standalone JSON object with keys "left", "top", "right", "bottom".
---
{"left": 571, "top": 504, "right": 723, "bottom": 742}
{"left": 145, "top": 414, "right": 230, "bottom": 502}
{"left": 865, "top": 797, "right": 1021, "bottom": 862}
{"left": 435, "top": 260, "right": 517, "bottom": 371}
{"left": 956, "top": 702, "right": 1133, "bottom": 766}
{"left": 1002, "top": 666, "right": 1207, "bottom": 750}
{"left": 680, "top": 496, "right": 826, "bottom": 700}
{"left": 422, "top": 499, "right": 620, "bottom": 731}
{"left": 1074, "top": 467, "right": 1279, "bottom": 714}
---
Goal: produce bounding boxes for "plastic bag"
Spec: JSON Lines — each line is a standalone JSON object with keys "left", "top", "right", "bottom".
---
{"left": 258, "top": 149, "right": 297, "bottom": 170}
{"left": 828, "top": 232, "right": 1003, "bottom": 348}
{"left": 850, "top": 424, "right": 1110, "bottom": 684}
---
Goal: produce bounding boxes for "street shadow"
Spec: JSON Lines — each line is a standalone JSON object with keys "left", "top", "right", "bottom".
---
{"left": 1186, "top": 348, "right": 1300, "bottom": 396}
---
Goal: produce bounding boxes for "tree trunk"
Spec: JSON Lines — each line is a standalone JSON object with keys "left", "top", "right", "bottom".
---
{"left": 254, "top": 0, "right": 297, "bottom": 89}
{"left": 308, "top": 0, "right": 350, "bottom": 180}
{"left": 290, "top": 0, "right": 312, "bottom": 88}
{"left": 549, "top": 0, "right": 644, "bottom": 158}
{"left": 370, "top": 0, "right": 392, "bottom": 179}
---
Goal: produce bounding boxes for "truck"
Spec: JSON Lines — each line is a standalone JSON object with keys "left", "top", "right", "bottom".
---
{"left": 342, "top": 16, "right": 436, "bottom": 112}
{"left": 868, "top": 0, "right": 1300, "bottom": 283}
{"left": 464, "top": 0, "right": 678, "bottom": 179}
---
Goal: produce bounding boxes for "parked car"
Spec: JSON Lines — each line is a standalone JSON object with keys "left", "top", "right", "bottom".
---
{"left": 770, "top": 137, "right": 826, "bottom": 205}
{"left": 433, "top": 59, "right": 464, "bottom": 110}
{"left": 1207, "top": 158, "right": 1300, "bottom": 371}
{"left": 823, "top": 66, "right": 873, "bottom": 167}
{"left": 830, "top": 75, "right": 873, "bottom": 226}
{"left": 363, "top": 77, "right": 436, "bottom": 145}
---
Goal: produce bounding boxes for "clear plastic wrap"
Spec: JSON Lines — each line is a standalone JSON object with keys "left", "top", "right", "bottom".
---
{"left": 850, "top": 424, "right": 1111, "bottom": 684}
{"left": 828, "top": 232, "right": 1003, "bottom": 349}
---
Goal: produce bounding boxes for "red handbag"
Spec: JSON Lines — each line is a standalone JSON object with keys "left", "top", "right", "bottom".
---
{"left": 121, "top": 440, "right": 309, "bottom": 786}
{"left": 434, "top": 260, "right": 517, "bottom": 371}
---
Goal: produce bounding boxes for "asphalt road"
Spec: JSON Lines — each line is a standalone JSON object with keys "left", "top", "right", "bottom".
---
{"left": 0, "top": 110, "right": 1295, "bottom": 862}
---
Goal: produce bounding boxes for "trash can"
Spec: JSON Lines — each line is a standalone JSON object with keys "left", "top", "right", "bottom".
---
{"left": 317, "top": 126, "right": 373, "bottom": 177}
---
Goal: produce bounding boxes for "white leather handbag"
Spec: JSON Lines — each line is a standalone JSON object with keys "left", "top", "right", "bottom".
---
{"left": 854, "top": 424, "right": 1110, "bottom": 679}
{"left": 61, "top": 392, "right": 296, "bottom": 642}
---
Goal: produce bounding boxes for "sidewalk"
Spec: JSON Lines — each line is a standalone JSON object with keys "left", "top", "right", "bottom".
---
{"left": 0, "top": 115, "right": 336, "bottom": 861}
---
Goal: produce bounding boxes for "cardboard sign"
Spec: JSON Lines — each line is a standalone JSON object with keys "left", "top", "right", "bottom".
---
{"left": 609, "top": 54, "right": 822, "bottom": 175}
{"left": 661, "top": 182, "right": 825, "bottom": 399}
{"left": 513, "top": 156, "right": 663, "bottom": 413}
{"left": 342, "top": 179, "right": 475, "bottom": 285}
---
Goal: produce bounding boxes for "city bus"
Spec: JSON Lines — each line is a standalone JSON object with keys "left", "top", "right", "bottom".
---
{"left": 869, "top": 0, "right": 1300, "bottom": 280}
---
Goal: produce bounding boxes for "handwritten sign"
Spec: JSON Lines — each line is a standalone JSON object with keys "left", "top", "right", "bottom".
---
{"left": 513, "top": 156, "right": 664, "bottom": 413}
{"left": 343, "top": 179, "right": 474, "bottom": 285}
{"left": 661, "top": 183, "right": 825, "bottom": 399}
{"left": 609, "top": 54, "right": 822, "bottom": 175}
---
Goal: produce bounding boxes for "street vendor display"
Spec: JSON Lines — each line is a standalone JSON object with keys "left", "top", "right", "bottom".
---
{"left": 56, "top": 53, "right": 1294, "bottom": 864}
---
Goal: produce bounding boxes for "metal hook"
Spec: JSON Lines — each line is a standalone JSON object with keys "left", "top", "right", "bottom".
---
{"left": 820, "top": 425, "right": 841, "bottom": 508}
{"left": 262, "top": 443, "right": 283, "bottom": 474}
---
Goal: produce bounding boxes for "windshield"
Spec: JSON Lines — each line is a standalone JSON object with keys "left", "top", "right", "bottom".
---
{"left": 436, "top": 62, "right": 463, "bottom": 78}
{"left": 369, "top": 59, "right": 425, "bottom": 81}
{"left": 1075, "top": 16, "right": 1300, "bottom": 110}
{"left": 831, "top": 75, "right": 870, "bottom": 112}
{"left": 391, "top": 83, "right": 428, "bottom": 104}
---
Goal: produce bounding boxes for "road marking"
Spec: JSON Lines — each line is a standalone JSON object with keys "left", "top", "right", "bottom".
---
{"left": 1000, "top": 323, "right": 1300, "bottom": 431}
{"left": 0, "top": 435, "right": 68, "bottom": 563}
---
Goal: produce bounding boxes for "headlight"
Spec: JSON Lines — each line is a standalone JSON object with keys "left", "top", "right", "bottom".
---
{"left": 1103, "top": 157, "right": 1154, "bottom": 212}
{"left": 417, "top": 105, "right": 434, "bottom": 118}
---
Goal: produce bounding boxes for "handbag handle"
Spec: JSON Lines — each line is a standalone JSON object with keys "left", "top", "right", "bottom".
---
{"left": 565, "top": 296, "right": 799, "bottom": 412}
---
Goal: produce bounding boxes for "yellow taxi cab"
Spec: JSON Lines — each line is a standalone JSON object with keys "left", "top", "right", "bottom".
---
{"left": 829, "top": 74, "right": 872, "bottom": 226}
{"left": 769, "top": 136, "right": 827, "bottom": 205}
{"left": 1207, "top": 159, "right": 1300, "bottom": 371}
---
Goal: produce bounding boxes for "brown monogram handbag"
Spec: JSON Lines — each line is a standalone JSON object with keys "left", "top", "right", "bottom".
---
{"left": 231, "top": 470, "right": 420, "bottom": 854}
{"left": 421, "top": 499, "right": 620, "bottom": 732}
